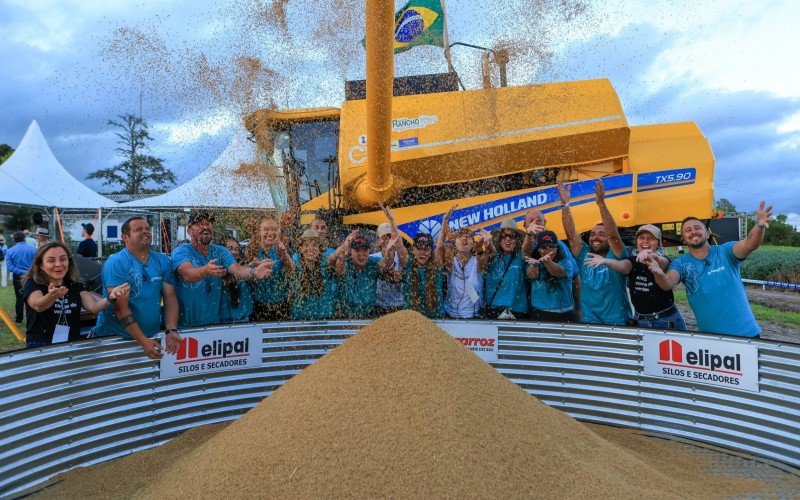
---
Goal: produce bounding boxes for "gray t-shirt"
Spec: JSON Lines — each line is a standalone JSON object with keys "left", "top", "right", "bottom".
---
{"left": 370, "top": 251, "right": 403, "bottom": 308}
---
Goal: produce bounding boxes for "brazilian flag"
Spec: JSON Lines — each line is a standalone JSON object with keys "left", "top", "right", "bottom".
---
{"left": 393, "top": 0, "right": 445, "bottom": 54}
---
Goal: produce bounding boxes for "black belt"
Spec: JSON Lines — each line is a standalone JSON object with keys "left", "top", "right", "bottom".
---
{"left": 636, "top": 305, "right": 677, "bottom": 321}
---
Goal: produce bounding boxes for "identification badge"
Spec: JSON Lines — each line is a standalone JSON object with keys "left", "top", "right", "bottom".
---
{"left": 465, "top": 282, "right": 480, "bottom": 304}
{"left": 52, "top": 324, "right": 70, "bottom": 344}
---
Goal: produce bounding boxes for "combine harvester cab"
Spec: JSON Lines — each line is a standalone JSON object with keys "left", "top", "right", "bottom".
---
{"left": 246, "top": 75, "right": 714, "bottom": 241}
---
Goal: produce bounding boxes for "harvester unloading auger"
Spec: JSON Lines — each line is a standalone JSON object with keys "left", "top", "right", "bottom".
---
{"left": 244, "top": 0, "right": 715, "bottom": 243}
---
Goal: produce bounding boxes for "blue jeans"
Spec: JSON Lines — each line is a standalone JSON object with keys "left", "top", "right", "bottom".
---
{"left": 637, "top": 310, "right": 686, "bottom": 331}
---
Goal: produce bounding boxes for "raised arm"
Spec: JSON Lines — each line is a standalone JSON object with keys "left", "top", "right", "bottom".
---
{"left": 328, "top": 230, "right": 358, "bottom": 268}
{"left": 435, "top": 205, "right": 456, "bottom": 269}
{"left": 558, "top": 181, "right": 582, "bottom": 257}
{"left": 585, "top": 253, "right": 633, "bottom": 275}
{"left": 733, "top": 201, "right": 773, "bottom": 259}
{"left": 594, "top": 180, "right": 624, "bottom": 259}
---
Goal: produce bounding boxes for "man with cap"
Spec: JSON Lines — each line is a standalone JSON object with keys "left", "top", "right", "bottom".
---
{"left": 585, "top": 224, "right": 686, "bottom": 330}
{"left": 651, "top": 201, "right": 773, "bottom": 337}
{"left": 76, "top": 222, "right": 98, "bottom": 258}
{"left": 34, "top": 227, "right": 50, "bottom": 248}
{"left": 370, "top": 204, "right": 408, "bottom": 316}
{"left": 6, "top": 231, "right": 36, "bottom": 323}
{"left": 559, "top": 180, "right": 632, "bottom": 325}
{"left": 332, "top": 230, "right": 396, "bottom": 319}
{"left": 94, "top": 217, "right": 179, "bottom": 359}
{"left": 0, "top": 234, "right": 7, "bottom": 287}
{"left": 171, "top": 211, "right": 273, "bottom": 328}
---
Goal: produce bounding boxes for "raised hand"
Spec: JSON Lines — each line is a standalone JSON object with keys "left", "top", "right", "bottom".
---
{"left": 479, "top": 228, "right": 492, "bottom": 243}
{"left": 584, "top": 253, "right": 606, "bottom": 268}
{"left": 524, "top": 257, "right": 540, "bottom": 267}
{"left": 48, "top": 282, "right": 68, "bottom": 298}
{"left": 755, "top": 201, "right": 773, "bottom": 228}
{"left": 204, "top": 259, "right": 226, "bottom": 277}
{"left": 636, "top": 249, "right": 656, "bottom": 264}
{"left": 594, "top": 179, "right": 606, "bottom": 205}
{"left": 110, "top": 282, "right": 131, "bottom": 301}
{"left": 557, "top": 181, "right": 571, "bottom": 205}
{"left": 380, "top": 203, "right": 395, "bottom": 222}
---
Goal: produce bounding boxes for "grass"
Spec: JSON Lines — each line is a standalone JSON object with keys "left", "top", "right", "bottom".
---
{"left": 0, "top": 284, "right": 26, "bottom": 353}
{"left": 673, "top": 289, "right": 800, "bottom": 328}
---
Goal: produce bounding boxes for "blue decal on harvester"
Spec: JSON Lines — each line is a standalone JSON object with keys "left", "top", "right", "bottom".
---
{"left": 637, "top": 168, "right": 696, "bottom": 192}
{"left": 398, "top": 137, "right": 419, "bottom": 148}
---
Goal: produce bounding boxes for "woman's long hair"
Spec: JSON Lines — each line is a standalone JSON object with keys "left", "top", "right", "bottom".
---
{"left": 244, "top": 214, "right": 279, "bottom": 263}
{"left": 24, "top": 242, "right": 81, "bottom": 286}
{"left": 298, "top": 240, "right": 324, "bottom": 300}
{"left": 407, "top": 254, "right": 439, "bottom": 312}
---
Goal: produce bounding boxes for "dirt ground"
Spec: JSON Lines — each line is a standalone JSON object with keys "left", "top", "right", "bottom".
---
{"left": 675, "top": 285, "right": 799, "bottom": 343}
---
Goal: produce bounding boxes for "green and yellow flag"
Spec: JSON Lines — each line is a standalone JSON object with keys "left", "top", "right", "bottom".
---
{"left": 393, "top": 0, "right": 445, "bottom": 54}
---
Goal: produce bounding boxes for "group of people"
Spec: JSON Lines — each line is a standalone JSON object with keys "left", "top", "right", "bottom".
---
{"left": 13, "top": 180, "right": 773, "bottom": 359}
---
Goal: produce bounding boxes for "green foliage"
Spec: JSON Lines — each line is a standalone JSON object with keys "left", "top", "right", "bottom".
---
{"left": 87, "top": 114, "right": 177, "bottom": 194}
{"left": 5, "top": 209, "right": 32, "bottom": 231}
{"left": 745, "top": 217, "right": 800, "bottom": 247}
{"left": 0, "top": 143, "right": 13, "bottom": 164}
{"left": 741, "top": 246, "right": 800, "bottom": 283}
{"left": 714, "top": 198, "right": 738, "bottom": 213}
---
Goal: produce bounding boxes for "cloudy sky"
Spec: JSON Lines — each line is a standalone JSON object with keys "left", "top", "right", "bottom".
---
{"left": 1, "top": 0, "right": 798, "bottom": 227}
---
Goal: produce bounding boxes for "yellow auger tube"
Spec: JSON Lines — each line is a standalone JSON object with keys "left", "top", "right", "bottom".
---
{"left": 352, "top": 0, "right": 402, "bottom": 208}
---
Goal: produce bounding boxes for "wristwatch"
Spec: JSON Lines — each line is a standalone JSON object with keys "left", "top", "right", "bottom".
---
{"left": 165, "top": 328, "right": 179, "bottom": 335}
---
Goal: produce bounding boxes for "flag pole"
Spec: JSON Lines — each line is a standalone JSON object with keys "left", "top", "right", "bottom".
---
{"left": 439, "top": 0, "right": 454, "bottom": 73}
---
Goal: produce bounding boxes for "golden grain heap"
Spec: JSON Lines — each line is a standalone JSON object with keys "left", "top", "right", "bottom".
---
{"left": 106, "top": 311, "right": 754, "bottom": 499}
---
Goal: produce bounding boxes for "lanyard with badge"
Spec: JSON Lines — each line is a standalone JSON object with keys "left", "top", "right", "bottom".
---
{"left": 51, "top": 295, "right": 70, "bottom": 344}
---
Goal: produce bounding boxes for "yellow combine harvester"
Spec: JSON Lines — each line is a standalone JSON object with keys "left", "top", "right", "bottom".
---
{"left": 244, "top": 75, "right": 714, "bottom": 243}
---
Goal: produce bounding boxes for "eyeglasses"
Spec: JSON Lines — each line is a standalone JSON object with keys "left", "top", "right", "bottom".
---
{"left": 500, "top": 233, "right": 518, "bottom": 240}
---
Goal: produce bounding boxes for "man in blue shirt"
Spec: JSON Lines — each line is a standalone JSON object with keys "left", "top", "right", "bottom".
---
{"left": 172, "top": 211, "right": 272, "bottom": 328}
{"left": 5, "top": 231, "right": 36, "bottom": 323}
{"left": 652, "top": 202, "right": 773, "bottom": 337}
{"left": 94, "top": 217, "right": 180, "bottom": 359}
{"left": 560, "top": 180, "right": 632, "bottom": 325}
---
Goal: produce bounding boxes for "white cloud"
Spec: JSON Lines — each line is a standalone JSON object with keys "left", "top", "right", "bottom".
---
{"left": 154, "top": 110, "right": 236, "bottom": 146}
{"left": 785, "top": 213, "right": 800, "bottom": 231}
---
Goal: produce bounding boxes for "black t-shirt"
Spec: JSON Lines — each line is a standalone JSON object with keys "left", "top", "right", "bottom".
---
{"left": 624, "top": 256, "right": 675, "bottom": 314}
{"left": 76, "top": 239, "right": 98, "bottom": 258}
{"left": 22, "top": 279, "right": 86, "bottom": 344}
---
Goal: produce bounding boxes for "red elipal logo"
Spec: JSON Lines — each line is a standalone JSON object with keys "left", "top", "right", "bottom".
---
{"left": 177, "top": 337, "right": 199, "bottom": 360}
{"left": 659, "top": 339, "right": 682, "bottom": 363}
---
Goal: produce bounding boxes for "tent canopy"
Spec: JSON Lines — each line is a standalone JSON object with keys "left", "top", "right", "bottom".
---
{"left": 0, "top": 120, "right": 117, "bottom": 209}
{"left": 121, "top": 129, "right": 275, "bottom": 210}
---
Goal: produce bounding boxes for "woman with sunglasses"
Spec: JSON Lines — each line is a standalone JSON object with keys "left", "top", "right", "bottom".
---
{"left": 482, "top": 218, "right": 529, "bottom": 320}
{"left": 23, "top": 242, "right": 129, "bottom": 347}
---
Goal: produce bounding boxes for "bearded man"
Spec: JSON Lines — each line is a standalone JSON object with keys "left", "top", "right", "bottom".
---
{"left": 171, "top": 211, "right": 272, "bottom": 328}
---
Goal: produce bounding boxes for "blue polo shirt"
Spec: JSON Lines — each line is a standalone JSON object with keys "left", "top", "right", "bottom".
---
{"left": 530, "top": 254, "right": 576, "bottom": 312}
{"left": 338, "top": 256, "right": 381, "bottom": 318}
{"left": 6, "top": 243, "right": 36, "bottom": 276}
{"left": 250, "top": 245, "right": 290, "bottom": 304}
{"left": 484, "top": 251, "right": 529, "bottom": 314}
{"left": 668, "top": 242, "right": 760, "bottom": 337}
{"left": 291, "top": 256, "right": 337, "bottom": 320}
{"left": 95, "top": 249, "right": 174, "bottom": 339}
{"left": 576, "top": 242, "right": 632, "bottom": 325}
{"left": 171, "top": 243, "right": 235, "bottom": 328}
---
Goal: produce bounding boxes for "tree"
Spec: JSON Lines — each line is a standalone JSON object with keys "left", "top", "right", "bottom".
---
{"left": 6, "top": 209, "right": 32, "bottom": 231}
{"left": 87, "top": 114, "right": 176, "bottom": 194}
{"left": 714, "top": 198, "right": 738, "bottom": 213}
{"left": 0, "top": 144, "right": 13, "bottom": 164}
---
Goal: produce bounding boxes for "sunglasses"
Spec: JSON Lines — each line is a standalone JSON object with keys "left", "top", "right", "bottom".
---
{"left": 500, "top": 232, "right": 519, "bottom": 240}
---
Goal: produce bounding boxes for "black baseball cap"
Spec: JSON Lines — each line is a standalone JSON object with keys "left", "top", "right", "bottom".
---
{"left": 536, "top": 230, "right": 558, "bottom": 248}
{"left": 413, "top": 233, "right": 434, "bottom": 248}
{"left": 81, "top": 223, "right": 95, "bottom": 235}
{"left": 188, "top": 211, "right": 215, "bottom": 226}
{"left": 351, "top": 235, "right": 370, "bottom": 250}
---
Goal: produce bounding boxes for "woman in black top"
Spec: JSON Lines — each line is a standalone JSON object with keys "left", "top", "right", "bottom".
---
{"left": 23, "top": 242, "right": 129, "bottom": 348}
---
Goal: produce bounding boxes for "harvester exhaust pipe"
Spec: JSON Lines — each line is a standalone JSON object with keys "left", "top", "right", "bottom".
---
{"left": 352, "top": 0, "right": 401, "bottom": 208}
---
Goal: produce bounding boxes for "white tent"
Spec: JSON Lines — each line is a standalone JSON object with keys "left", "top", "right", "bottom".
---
{"left": 121, "top": 128, "right": 275, "bottom": 210}
{"left": 0, "top": 120, "right": 117, "bottom": 209}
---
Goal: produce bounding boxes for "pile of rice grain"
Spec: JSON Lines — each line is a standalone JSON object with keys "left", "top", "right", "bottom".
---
{"left": 129, "top": 311, "right": 757, "bottom": 498}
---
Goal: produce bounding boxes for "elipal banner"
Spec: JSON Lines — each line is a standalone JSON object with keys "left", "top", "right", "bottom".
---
{"left": 437, "top": 322, "right": 499, "bottom": 362}
{"left": 643, "top": 334, "right": 759, "bottom": 392}
{"left": 160, "top": 327, "right": 263, "bottom": 380}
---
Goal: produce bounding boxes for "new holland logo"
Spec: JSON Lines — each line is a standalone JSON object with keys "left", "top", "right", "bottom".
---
{"left": 658, "top": 339, "right": 741, "bottom": 374}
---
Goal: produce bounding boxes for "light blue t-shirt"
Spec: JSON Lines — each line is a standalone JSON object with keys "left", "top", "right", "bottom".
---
{"left": 250, "top": 245, "right": 290, "bottom": 304}
{"left": 668, "top": 242, "right": 760, "bottom": 337}
{"left": 291, "top": 255, "right": 337, "bottom": 320}
{"left": 171, "top": 243, "right": 236, "bottom": 328}
{"left": 95, "top": 249, "right": 174, "bottom": 339}
{"left": 484, "top": 251, "right": 528, "bottom": 314}
{"left": 402, "top": 260, "right": 445, "bottom": 319}
{"left": 576, "top": 242, "right": 632, "bottom": 325}
{"left": 529, "top": 254, "right": 576, "bottom": 312}
{"left": 338, "top": 256, "right": 381, "bottom": 318}
{"left": 220, "top": 279, "right": 254, "bottom": 323}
